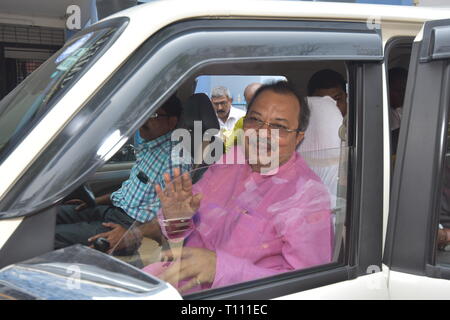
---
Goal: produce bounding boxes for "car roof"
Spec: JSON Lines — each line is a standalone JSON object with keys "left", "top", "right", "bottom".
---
{"left": 103, "top": 0, "right": 450, "bottom": 49}
{"left": 107, "top": 0, "right": 450, "bottom": 26}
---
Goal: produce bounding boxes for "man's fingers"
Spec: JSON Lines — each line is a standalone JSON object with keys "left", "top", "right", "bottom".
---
{"left": 191, "top": 193, "right": 203, "bottom": 210}
{"left": 173, "top": 168, "right": 182, "bottom": 193}
{"left": 159, "top": 259, "right": 198, "bottom": 289}
{"left": 155, "top": 183, "right": 166, "bottom": 201}
{"left": 88, "top": 232, "right": 110, "bottom": 243}
{"left": 179, "top": 277, "right": 201, "bottom": 293}
{"left": 102, "top": 222, "right": 119, "bottom": 229}
{"left": 75, "top": 204, "right": 87, "bottom": 211}
{"left": 160, "top": 246, "right": 194, "bottom": 263}
{"left": 163, "top": 173, "right": 174, "bottom": 195}
{"left": 173, "top": 167, "right": 181, "bottom": 179}
{"left": 159, "top": 259, "right": 184, "bottom": 285}
{"left": 160, "top": 248, "right": 180, "bottom": 261}
{"left": 181, "top": 172, "right": 192, "bottom": 192}
{"left": 160, "top": 250, "right": 173, "bottom": 262}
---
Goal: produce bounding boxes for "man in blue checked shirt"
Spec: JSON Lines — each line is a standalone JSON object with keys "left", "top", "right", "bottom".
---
{"left": 55, "top": 95, "right": 191, "bottom": 254}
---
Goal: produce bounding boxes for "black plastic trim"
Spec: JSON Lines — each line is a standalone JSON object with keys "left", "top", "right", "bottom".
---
{"left": 383, "top": 37, "right": 414, "bottom": 187}
{"left": 420, "top": 19, "right": 450, "bottom": 62}
{"left": 352, "top": 62, "right": 384, "bottom": 276}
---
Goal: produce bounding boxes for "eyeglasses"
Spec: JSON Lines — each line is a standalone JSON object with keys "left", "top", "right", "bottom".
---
{"left": 243, "top": 116, "right": 304, "bottom": 136}
{"left": 148, "top": 112, "right": 171, "bottom": 119}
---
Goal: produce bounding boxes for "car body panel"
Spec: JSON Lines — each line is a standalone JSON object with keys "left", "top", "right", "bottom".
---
{"left": 276, "top": 265, "right": 391, "bottom": 300}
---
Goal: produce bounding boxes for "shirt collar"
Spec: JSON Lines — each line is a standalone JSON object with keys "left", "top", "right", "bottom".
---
{"left": 220, "top": 107, "right": 244, "bottom": 125}
{"left": 228, "top": 107, "right": 244, "bottom": 121}
{"left": 139, "top": 131, "right": 172, "bottom": 150}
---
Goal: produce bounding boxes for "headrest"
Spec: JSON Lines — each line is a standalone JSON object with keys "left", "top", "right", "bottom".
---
{"left": 177, "top": 93, "right": 220, "bottom": 134}
{"left": 298, "top": 96, "right": 343, "bottom": 153}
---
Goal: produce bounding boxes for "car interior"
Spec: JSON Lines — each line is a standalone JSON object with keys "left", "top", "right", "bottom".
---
{"left": 65, "top": 59, "right": 351, "bottom": 291}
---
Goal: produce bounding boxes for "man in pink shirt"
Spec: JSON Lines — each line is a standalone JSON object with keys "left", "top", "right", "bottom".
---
{"left": 144, "top": 81, "right": 333, "bottom": 293}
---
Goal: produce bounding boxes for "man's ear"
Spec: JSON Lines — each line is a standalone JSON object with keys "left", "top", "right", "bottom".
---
{"left": 295, "top": 131, "right": 305, "bottom": 147}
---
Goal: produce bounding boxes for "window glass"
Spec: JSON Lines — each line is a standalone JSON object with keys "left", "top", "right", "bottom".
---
{"left": 112, "top": 146, "right": 349, "bottom": 295}
{"left": 436, "top": 123, "right": 450, "bottom": 264}
{"left": 83, "top": 66, "right": 351, "bottom": 295}
{"left": 195, "top": 75, "right": 286, "bottom": 110}
{"left": 0, "top": 23, "right": 124, "bottom": 164}
{"left": 385, "top": 39, "right": 412, "bottom": 163}
{"left": 107, "top": 136, "right": 137, "bottom": 163}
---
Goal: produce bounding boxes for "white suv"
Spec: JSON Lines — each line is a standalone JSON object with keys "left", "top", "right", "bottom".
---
{"left": 0, "top": 0, "right": 449, "bottom": 300}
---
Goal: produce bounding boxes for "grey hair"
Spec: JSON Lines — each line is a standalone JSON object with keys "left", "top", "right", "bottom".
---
{"left": 211, "top": 86, "right": 232, "bottom": 99}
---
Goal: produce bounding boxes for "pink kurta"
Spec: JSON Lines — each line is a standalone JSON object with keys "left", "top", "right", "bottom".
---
{"left": 143, "top": 147, "right": 332, "bottom": 291}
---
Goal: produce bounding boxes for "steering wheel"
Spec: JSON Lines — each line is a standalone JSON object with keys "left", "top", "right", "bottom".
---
{"left": 63, "top": 184, "right": 96, "bottom": 208}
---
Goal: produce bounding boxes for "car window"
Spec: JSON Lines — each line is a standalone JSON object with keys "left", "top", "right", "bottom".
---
{"left": 195, "top": 75, "right": 287, "bottom": 110}
{"left": 0, "top": 18, "right": 127, "bottom": 165}
{"left": 112, "top": 145, "right": 349, "bottom": 296}
{"left": 104, "top": 66, "right": 351, "bottom": 296}
{"left": 107, "top": 135, "right": 137, "bottom": 163}
{"left": 384, "top": 38, "right": 413, "bottom": 164}
{"left": 436, "top": 122, "right": 450, "bottom": 264}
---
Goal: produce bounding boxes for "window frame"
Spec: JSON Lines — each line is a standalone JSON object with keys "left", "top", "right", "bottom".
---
{"left": 383, "top": 36, "right": 414, "bottom": 160}
{"left": 384, "top": 19, "right": 450, "bottom": 280}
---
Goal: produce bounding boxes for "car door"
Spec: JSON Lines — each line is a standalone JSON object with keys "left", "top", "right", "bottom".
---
{"left": 384, "top": 19, "right": 450, "bottom": 299}
{"left": 0, "top": 15, "right": 385, "bottom": 299}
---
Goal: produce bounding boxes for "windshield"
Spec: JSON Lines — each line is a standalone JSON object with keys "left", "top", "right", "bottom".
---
{"left": 100, "top": 145, "right": 348, "bottom": 296}
{"left": 0, "top": 18, "right": 127, "bottom": 164}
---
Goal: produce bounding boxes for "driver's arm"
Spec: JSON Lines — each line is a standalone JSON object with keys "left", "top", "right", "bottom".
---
{"left": 95, "top": 193, "right": 112, "bottom": 206}
{"left": 137, "top": 219, "right": 162, "bottom": 242}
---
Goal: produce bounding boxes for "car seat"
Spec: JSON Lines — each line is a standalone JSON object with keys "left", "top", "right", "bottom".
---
{"left": 176, "top": 93, "right": 222, "bottom": 183}
{"left": 297, "top": 96, "right": 347, "bottom": 262}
